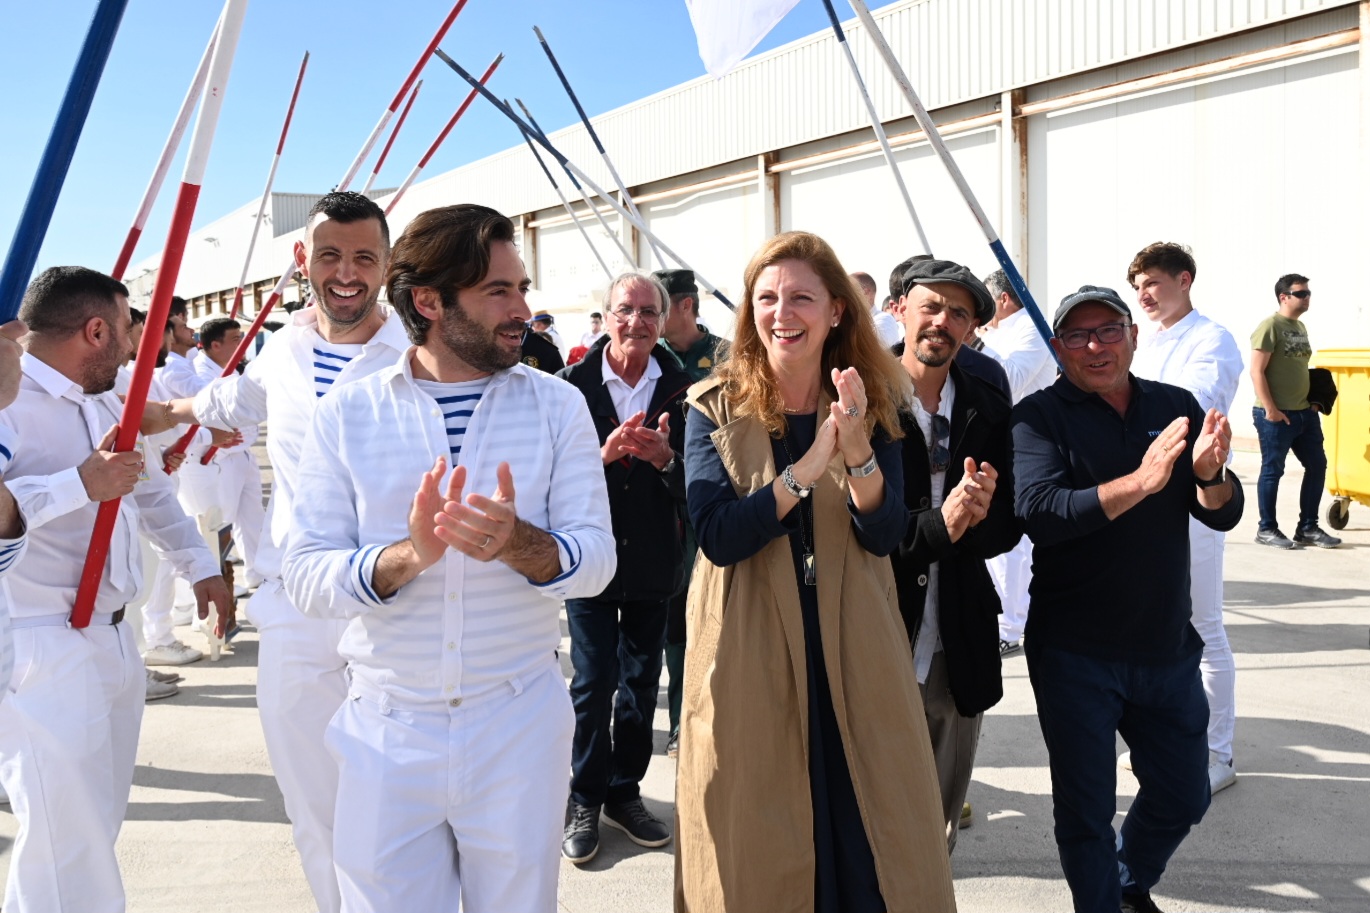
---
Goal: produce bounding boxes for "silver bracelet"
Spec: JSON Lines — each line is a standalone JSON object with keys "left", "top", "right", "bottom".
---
{"left": 781, "top": 464, "right": 813, "bottom": 498}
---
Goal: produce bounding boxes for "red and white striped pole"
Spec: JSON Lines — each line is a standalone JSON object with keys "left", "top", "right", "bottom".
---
{"left": 360, "top": 80, "right": 421, "bottom": 197}
{"left": 111, "top": 13, "right": 221, "bottom": 280}
{"left": 73, "top": 0, "right": 249, "bottom": 627}
{"left": 385, "top": 54, "right": 501, "bottom": 216}
{"left": 231, "top": 49, "right": 310, "bottom": 319}
{"left": 163, "top": 0, "right": 473, "bottom": 468}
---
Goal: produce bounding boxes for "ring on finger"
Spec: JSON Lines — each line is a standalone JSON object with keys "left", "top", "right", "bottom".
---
{"left": 479, "top": 535, "right": 492, "bottom": 550}
{"left": 845, "top": 406, "right": 859, "bottom": 418}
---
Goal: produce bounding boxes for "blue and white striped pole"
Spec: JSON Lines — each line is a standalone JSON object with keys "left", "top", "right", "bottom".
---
{"left": 846, "top": 0, "right": 1058, "bottom": 362}
{"left": 0, "top": 0, "right": 130, "bottom": 321}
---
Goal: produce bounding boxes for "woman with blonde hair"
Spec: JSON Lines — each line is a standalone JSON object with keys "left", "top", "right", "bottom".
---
{"left": 677, "top": 231, "right": 956, "bottom": 912}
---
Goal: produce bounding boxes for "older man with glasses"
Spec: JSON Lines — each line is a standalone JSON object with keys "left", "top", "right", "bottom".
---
{"left": 1011, "top": 285, "right": 1244, "bottom": 913}
{"left": 556, "top": 273, "right": 691, "bottom": 865}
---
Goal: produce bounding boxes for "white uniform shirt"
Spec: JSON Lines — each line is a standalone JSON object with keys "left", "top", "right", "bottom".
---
{"left": 0, "top": 354, "right": 218, "bottom": 619}
{"left": 192, "top": 355, "right": 258, "bottom": 451}
{"left": 191, "top": 306, "right": 410, "bottom": 592}
{"left": 872, "top": 305, "right": 903, "bottom": 348}
{"left": 910, "top": 374, "right": 955, "bottom": 684}
{"left": 158, "top": 350, "right": 203, "bottom": 400}
{"left": 601, "top": 349, "right": 661, "bottom": 421}
{"left": 282, "top": 354, "right": 616, "bottom": 709}
{"left": 1133, "top": 308, "right": 1244, "bottom": 414}
{"left": 0, "top": 425, "right": 31, "bottom": 693}
{"left": 980, "top": 308, "right": 1056, "bottom": 404}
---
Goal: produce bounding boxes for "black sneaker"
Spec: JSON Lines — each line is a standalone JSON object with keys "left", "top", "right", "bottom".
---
{"left": 602, "top": 797, "right": 672, "bottom": 848}
{"left": 562, "top": 802, "right": 600, "bottom": 864}
{"left": 999, "top": 639, "right": 1021, "bottom": 657}
{"left": 1294, "top": 526, "right": 1342, "bottom": 548}
{"left": 666, "top": 728, "right": 679, "bottom": 758}
{"left": 1121, "top": 890, "right": 1165, "bottom": 913}
{"left": 1255, "top": 528, "right": 1300, "bottom": 549}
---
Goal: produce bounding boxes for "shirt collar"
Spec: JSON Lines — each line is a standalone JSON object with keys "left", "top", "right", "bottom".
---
{"left": 1053, "top": 371, "right": 1141, "bottom": 404}
{"left": 381, "top": 346, "right": 519, "bottom": 393}
{"left": 21, "top": 352, "right": 85, "bottom": 401}
{"left": 297, "top": 304, "right": 410, "bottom": 353}
{"left": 602, "top": 347, "right": 662, "bottom": 388}
{"left": 1151, "top": 308, "right": 1202, "bottom": 341}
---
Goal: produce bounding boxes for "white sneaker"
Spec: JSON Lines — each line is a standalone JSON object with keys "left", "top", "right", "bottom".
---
{"left": 1118, "top": 751, "right": 1133, "bottom": 771}
{"left": 143, "top": 641, "right": 204, "bottom": 666}
{"left": 145, "top": 669, "right": 180, "bottom": 701}
{"left": 1209, "top": 757, "right": 1237, "bottom": 794}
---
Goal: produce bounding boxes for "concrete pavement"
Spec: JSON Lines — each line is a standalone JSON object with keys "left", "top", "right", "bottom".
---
{"left": 1, "top": 449, "right": 1366, "bottom": 912}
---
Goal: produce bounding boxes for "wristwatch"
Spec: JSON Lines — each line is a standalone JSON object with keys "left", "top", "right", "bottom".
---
{"left": 1195, "top": 466, "right": 1226, "bottom": 489}
{"left": 845, "top": 453, "right": 878, "bottom": 478}
{"left": 658, "top": 454, "right": 677, "bottom": 474}
{"left": 781, "top": 464, "right": 814, "bottom": 498}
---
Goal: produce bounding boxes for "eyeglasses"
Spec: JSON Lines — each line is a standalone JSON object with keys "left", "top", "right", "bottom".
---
{"left": 1057, "top": 322, "right": 1130, "bottom": 350}
{"left": 929, "top": 413, "right": 950, "bottom": 473}
{"left": 611, "top": 305, "right": 662, "bottom": 323}
{"left": 1283, "top": 289, "right": 1311, "bottom": 299}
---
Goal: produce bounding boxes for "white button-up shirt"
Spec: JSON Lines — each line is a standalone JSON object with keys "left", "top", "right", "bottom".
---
{"left": 980, "top": 307, "right": 1057, "bottom": 404}
{"left": 1133, "top": 308, "right": 1244, "bottom": 414}
{"left": 910, "top": 375, "right": 955, "bottom": 684}
{"left": 158, "top": 350, "right": 202, "bottom": 399}
{"left": 601, "top": 346, "right": 661, "bottom": 421}
{"left": 0, "top": 354, "right": 218, "bottom": 620}
{"left": 282, "top": 352, "right": 616, "bottom": 709}
{"left": 191, "top": 307, "right": 410, "bottom": 601}
{"left": 0, "top": 425, "right": 31, "bottom": 693}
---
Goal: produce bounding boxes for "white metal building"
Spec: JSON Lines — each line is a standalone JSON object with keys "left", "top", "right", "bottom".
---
{"left": 130, "top": 0, "right": 1370, "bottom": 434}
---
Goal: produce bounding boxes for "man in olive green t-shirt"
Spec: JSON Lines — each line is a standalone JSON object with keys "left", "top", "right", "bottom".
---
{"left": 1249, "top": 273, "right": 1340, "bottom": 549}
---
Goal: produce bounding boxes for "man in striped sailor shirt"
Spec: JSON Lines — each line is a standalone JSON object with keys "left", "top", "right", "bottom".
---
{"left": 283, "top": 203, "right": 616, "bottom": 912}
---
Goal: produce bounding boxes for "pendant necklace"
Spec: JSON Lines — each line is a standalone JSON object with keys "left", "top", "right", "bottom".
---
{"left": 777, "top": 428, "right": 816, "bottom": 586}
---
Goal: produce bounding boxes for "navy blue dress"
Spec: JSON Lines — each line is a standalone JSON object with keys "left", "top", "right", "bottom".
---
{"left": 685, "top": 408, "right": 907, "bottom": 913}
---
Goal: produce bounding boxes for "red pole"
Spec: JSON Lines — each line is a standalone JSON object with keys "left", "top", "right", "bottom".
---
{"left": 73, "top": 0, "right": 249, "bottom": 627}
{"left": 231, "top": 49, "right": 310, "bottom": 319}
{"left": 386, "top": 54, "right": 502, "bottom": 216}
{"left": 360, "top": 80, "right": 421, "bottom": 196}
{"left": 111, "top": 14, "right": 220, "bottom": 280}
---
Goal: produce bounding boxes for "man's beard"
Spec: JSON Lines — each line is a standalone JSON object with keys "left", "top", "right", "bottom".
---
{"left": 84, "top": 338, "right": 124, "bottom": 394}
{"left": 312, "top": 278, "right": 378, "bottom": 328}
{"left": 913, "top": 329, "right": 955, "bottom": 368}
{"left": 438, "top": 288, "right": 523, "bottom": 374}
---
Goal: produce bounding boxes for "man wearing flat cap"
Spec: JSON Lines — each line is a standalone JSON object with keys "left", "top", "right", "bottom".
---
{"left": 889, "top": 258, "right": 1021, "bottom": 851}
{"left": 1011, "top": 285, "right": 1243, "bottom": 913}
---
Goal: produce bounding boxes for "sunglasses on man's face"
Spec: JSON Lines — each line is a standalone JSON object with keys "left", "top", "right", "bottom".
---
{"left": 1284, "top": 290, "right": 1311, "bottom": 299}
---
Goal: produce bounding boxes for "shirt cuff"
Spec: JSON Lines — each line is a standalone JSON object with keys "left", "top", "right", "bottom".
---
{"left": 0, "top": 534, "right": 26, "bottom": 574}
{"left": 350, "top": 544, "right": 394, "bottom": 608}
{"left": 0, "top": 425, "right": 18, "bottom": 473}
{"left": 50, "top": 466, "right": 93, "bottom": 515}
{"left": 531, "top": 530, "right": 581, "bottom": 588}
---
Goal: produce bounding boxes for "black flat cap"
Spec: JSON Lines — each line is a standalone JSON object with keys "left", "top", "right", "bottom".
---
{"left": 1052, "top": 285, "right": 1130, "bottom": 331}
{"left": 900, "top": 259, "right": 995, "bottom": 325}
{"left": 652, "top": 269, "right": 697, "bottom": 297}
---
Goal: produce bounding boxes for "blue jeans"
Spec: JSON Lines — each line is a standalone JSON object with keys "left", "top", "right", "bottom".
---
{"left": 1252, "top": 406, "right": 1326, "bottom": 533}
{"left": 1027, "top": 641, "right": 1210, "bottom": 913}
{"left": 566, "top": 596, "right": 668, "bottom": 808}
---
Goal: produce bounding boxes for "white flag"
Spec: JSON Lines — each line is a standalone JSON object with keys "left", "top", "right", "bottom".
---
{"left": 685, "top": 0, "right": 802, "bottom": 79}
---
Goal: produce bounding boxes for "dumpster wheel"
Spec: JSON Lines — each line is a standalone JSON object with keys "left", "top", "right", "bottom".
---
{"left": 1326, "top": 498, "right": 1350, "bottom": 531}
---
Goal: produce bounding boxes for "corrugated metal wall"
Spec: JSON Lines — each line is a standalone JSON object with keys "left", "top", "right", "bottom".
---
{"left": 386, "top": 0, "right": 1358, "bottom": 225}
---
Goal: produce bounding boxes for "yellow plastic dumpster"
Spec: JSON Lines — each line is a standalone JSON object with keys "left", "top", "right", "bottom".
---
{"left": 1311, "top": 348, "right": 1370, "bottom": 530}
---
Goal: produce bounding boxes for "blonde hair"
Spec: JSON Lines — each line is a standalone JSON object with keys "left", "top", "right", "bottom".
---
{"left": 714, "top": 231, "right": 908, "bottom": 439}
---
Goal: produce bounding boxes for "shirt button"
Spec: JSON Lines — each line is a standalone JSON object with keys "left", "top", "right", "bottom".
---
{"left": 447, "top": 642, "right": 455, "bottom": 650}
{"left": 620, "top": 538, "right": 628, "bottom": 547}
{"left": 431, "top": 409, "right": 440, "bottom": 417}
{"left": 917, "top": 574, "right": 928, "bottom": 586}
{"left": 449, "top": 697, "right": 462, "bottom": 707}
{"left": 919, "top": 497, "right": 930, "bottom": 508}
{"left": 448, "top": 592, "right": 457, "bottom": 601}
{"left": 445, "top": 685, "right": 454, "bottom": 693}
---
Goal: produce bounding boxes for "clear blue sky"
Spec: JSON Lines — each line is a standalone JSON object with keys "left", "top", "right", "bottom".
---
{"left": 1, "top": 0, "right": 843, "bottom": 276}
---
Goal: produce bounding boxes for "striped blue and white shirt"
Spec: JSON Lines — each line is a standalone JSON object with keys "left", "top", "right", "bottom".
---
{"left": 313, "top": 339, "right": 364, "bottom": 398}
{"left": 414, "top": 378, "right": 490, "bottom": 463}
{"left": 282, "top": 352, "right": 616, "bottom": 709}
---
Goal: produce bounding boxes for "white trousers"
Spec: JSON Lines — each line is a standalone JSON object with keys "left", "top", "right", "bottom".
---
{"left": 253, "top": 581, "right": 350, "bottom": 913}
{"left": 1190, "top": 519, "right": 1236, "bottom": 763}
{"left": 0, "top": 621, "right": 144, "bottom": 913}
{"left": 222, "top": 451, "right": 265, "bottom": 588}
{"left": 326, "top": 659, "right": 574, "bottom": 913}
{"left": 991, "top": 536, "right": 1034, "bottom": 643}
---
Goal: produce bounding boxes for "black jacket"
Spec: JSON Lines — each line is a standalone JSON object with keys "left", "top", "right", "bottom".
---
{"left": 558, "top": 338, "right": 691, "bottom": 601}
{"left": 891, "top": 361, "right": 1022, "bottom": 717}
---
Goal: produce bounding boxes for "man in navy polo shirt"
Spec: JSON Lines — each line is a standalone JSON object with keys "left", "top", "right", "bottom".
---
{"left": 1011, "top": 285, "right": 1243, "bottom": 913}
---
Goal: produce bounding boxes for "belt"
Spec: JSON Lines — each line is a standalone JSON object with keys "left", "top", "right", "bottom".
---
{"left": 11, "top": 607, "right": 126, "bottom": 629}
